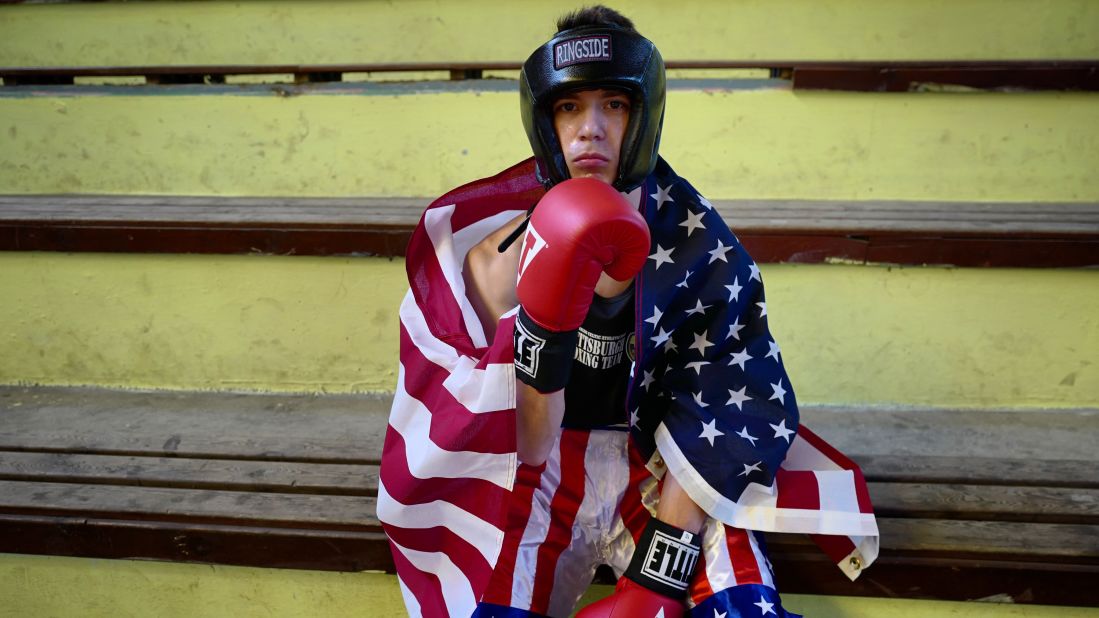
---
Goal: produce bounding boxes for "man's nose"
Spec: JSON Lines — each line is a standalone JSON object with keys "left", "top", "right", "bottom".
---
{"left": 578, "top": 108, "right": 606, "bottom": 141}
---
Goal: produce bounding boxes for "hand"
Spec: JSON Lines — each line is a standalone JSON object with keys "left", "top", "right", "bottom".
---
{"left": 513, "top": 178, "right": 649, "bottom": 393}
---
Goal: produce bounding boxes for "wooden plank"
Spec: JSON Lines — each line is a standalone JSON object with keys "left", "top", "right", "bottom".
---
{"left": 0, "top": 386, "right": 389, "bottom": 461}
{"left": 879, "top": 518, "right": 1099, "bottom": 559}
{"left": 867, "top": 482, "right": 1099, "bottom": 524}
{"left": 9, "top": 221, "right": 1093, "bottom": 265}
{"left": 792, "top": 66, "right": 1099, "bottom": 92}
{"left": 6, "top": 478, "right": 1096, "bottom": 561}
{"left": 3, "top": 60, "right": 1097, "bottom": 92}
{"left": 0, "top": 514, "right": 394, "bottom": 572}
{"left": 768, "top": 550, "right": 1099, "bottom": 606}
{"left": 0, "top": 430, "right": 385, "bottom": 464}
{"left": 0, "top": 452, "right": 378, "bottom": 496}
{"left": 1, "top": 516, "right": 1096, "bottom": 605}
{"left": 865, "top": 236, "right": 1099, "bottom": 268}
{"left": 5, "top": 387, "right": 1096, "bottom": 465}
{"left": 3, "top": 195, "right": 1098, "bottom": 234}
{"left": 2, "top": 195, "right": 1096, "bottom": 264}
{"left": 856, "top": 454, "right": 1099, "bottom": 489}
{"left": 739, "top": 233, "right": 868, "bottom": 264}
{"left": 0, "top": 195, "right": 428, "bottom": 225}
{"left": 0, "top": 480, "right": 379, "bottom": 530}
{"left": 799, "top": 406, "right": 1099, "bottom": 461}
{"left": 766, "top": 517, "right": 1099, "bottom": 560}
{"left": 2, "top": 223, "right": 414, "bottom": 259}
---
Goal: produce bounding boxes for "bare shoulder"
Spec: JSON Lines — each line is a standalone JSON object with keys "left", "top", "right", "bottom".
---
{"left": 463, "top": 213, "right": 526, "bottom": 341}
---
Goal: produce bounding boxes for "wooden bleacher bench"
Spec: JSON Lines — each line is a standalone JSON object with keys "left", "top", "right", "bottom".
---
{"left": 2, "top": 385, "right": 1096, "bottom": 607}
{"left": 0, "top": 386, "right": 392, "bottom": 572}
{"left": 2, "top": 195, "right": 1098, "bottom": 267}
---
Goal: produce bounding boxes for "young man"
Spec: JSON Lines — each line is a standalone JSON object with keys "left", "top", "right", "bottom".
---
{"left": 379, "top": 7, "right": 878, "bottom": 618}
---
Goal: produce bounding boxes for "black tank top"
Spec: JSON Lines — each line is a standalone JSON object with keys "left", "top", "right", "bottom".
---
{"left": 562, "top": 286, "right": 635, "bottom": 429}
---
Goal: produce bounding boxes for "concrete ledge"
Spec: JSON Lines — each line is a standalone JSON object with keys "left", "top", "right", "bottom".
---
{"left": 3, "top": 553, "right": 1096, "bottom": 618}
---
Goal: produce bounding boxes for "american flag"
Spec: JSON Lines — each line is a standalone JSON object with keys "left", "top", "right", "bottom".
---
{"left": 379, "top": 159, "right": 878, "bottom": 617}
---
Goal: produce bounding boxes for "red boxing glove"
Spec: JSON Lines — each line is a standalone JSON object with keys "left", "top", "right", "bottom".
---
{"left": 518, "top": 178, "right": 649, "bottom": 330}
{"left": 575, "top": 517, "right": 699, "bottom": 618}
{"left": 574, "top": 578, "right": 685, "bottom": 618}
{"left": 512, "top": 178, "right": 650, "bottom": 393}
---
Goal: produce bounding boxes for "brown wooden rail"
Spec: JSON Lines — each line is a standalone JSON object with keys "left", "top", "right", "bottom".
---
{"left": 2, "top": 195, "right": 1097, "bottom": 267}
{"left": 2, "top": 60, "right": 1097, "bottom": 91}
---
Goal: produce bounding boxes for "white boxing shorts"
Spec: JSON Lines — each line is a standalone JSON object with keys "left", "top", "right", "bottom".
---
{"left": 473, "top": 428, "right": 797, "bottom": 618}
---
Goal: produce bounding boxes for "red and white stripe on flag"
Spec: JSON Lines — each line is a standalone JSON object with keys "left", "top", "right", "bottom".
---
{"left": 379, "top": 162, "right": 544, "bottom": 617}
{"left": 379, "top": 160, "right": 879, "bottom": 617}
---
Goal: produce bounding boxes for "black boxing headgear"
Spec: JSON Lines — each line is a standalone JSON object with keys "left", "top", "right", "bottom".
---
{"left": 520, "top": 25, "right": 666, "bottom": 192}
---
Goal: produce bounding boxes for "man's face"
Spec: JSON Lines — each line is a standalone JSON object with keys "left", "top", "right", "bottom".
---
{"left": 552, "top": 88, "right": 631, "bottom": 185}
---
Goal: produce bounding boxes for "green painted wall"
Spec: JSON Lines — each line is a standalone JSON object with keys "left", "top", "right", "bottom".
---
{"left": 2, "top": 88, "right": 1097, "bottom": 201}
{"left": 2, "top": 0, "right": 1097, "bottom": 66}
{"left": 2, "top": 252, "right": 1096, "bottom": 409}
{"left": 3, "top": 553, "right": 1097, "bottom": 618}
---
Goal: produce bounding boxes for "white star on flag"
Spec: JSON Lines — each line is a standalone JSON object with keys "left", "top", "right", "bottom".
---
{"left": 685, "top": 299, "right": 711, "bottom": 316}
{"left": 689, "top": 331, "right": 714, "bottom": 356}
{"left": 726, "top": 386, "right": 751, "bottom": 410}
{"left": 770, "top": 419, "right": 795, "bottom": 443}
{"left": 651, "top": 327, "right": 672, "bottom": 347}
{"left": 664, "top": 337, "right": 679, "bottom": 354}
{"left": 679, "top": 210, "right": 706, "bottom": 236}
{"left": 692, "top": 391, "right": 709, "bottom": 408}
{"left": 756, "top": 301, "right": 767, "bottom": 317}
{"left": 749, "top": 262, "right": 761, "bottom": 282}
{"left": 739, "top": 461, "right": 762, "bottom": 477}
{"left": 630, "top": 408, "right": 640, "bottom": 426}
{"left": 651, "top": 184, "right": 675, "bottom": 210}
{"left": 708, "top": 239, "right": 733, "bottom": 264}
{"left": 698, "top": 194, "right": 713, "bottom": 210}
{"left": 685, "top": 361, "right": 710, "bottom": 375}
{"left": 728, "top": 348, "right": 752, "bottom": 370}
{"left": 655, "top": 608, "right": 666, "bottom": 618}
{"left": 648, "top": 244, "right": 675, "bottom": 269}
{"left": 699, "top": 419, "right": 724, "bottom": 446}
{"left": 713, "top": 610, "right": 728, "bottom": 618}
{"left": 645, "top": 306, "right": 663, "bottom": 327}
{"left": 766, "top": 339, "right": 781, "bottom": 362}
{"left": 640, "top": 369, "right": 655, "bottom": 391}
{"left": 754, "top": 596, "right": 776, "bottom": 615}
{"left": 727, "top": 318, "right": 745, "bottom": 341}
{"left": 737, "top": 426, "right": 758, "bottom": 446}
{"left": 769, "top": 380, "right": 787, "bottom": 405}
{"left": 676, "top": 270, "right": 693, "bottom": 289}
{"left": 725, "top": 277, "right": 743, "bottom": 302}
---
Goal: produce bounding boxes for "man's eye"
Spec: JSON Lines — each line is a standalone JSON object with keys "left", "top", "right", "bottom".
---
{"left": 608, "top": 100, "right": 629, "bottom": 110}
{"left": 557, "top": 102, "right": 577, "bottom": 112}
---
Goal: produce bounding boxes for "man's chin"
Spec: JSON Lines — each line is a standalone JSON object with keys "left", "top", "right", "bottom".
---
{"left": 567, "top": 170, "right": 616, "bottom": 185}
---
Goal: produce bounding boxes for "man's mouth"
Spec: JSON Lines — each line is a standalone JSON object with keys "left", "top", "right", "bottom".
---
{"left": 572, "top": 153, "right": 610, "bottom": 169}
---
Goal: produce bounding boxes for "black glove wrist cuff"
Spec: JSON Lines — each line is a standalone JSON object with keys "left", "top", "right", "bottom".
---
{"left": 513, "top": 306, "right": 578, "bottom": 393}
{"left": 625, "top": 517, "right": 702, "bottom": 599}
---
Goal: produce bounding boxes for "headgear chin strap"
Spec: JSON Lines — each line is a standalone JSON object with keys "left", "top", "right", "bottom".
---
{"left": 520, "top": 25, "right": 666, "bottom": 193}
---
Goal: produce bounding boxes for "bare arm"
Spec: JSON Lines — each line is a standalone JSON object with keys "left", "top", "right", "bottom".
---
{"left": 656, "top": 470, "right": 707, "bottom": 534}
{"left": 515, "top": 382, "right": 565, "bottom": 465}
{"left": 462, "top": 215, "right": 564, "bottom": 466}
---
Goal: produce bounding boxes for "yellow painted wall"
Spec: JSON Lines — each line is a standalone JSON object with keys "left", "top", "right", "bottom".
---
{"left": 2, "top": 0, "right": 1097, "bottom": 67}
{"left": 2, "top": 252, "right": 1096, "bottom": 409}
{"left": 0, "top": 252, "right": 403, "bottom": 394}
{"left": 2, "top": 88, "right": 1097, "bottom": 202}
{"left": 3, "top": 553, "right": 1097, "bottom": 618}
